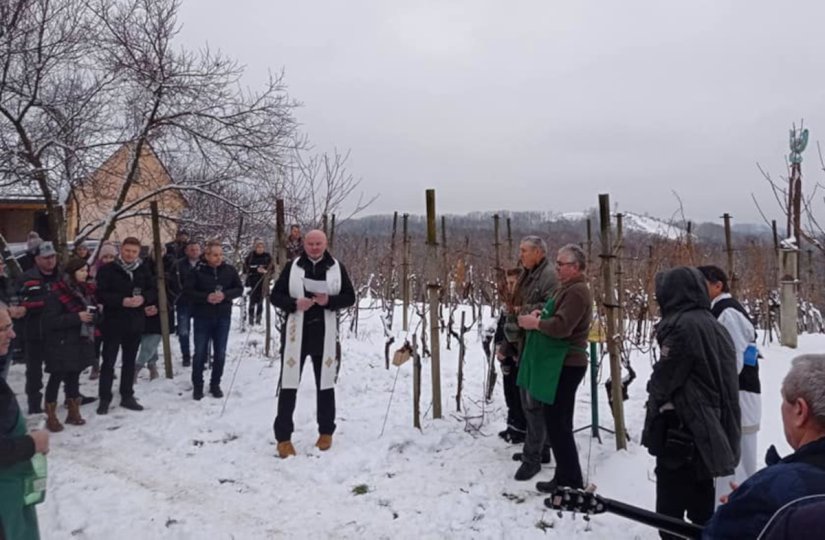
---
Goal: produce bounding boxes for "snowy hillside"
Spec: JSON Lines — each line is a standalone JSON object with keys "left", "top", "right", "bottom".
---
{"left": 10, "top": 301, "right": 811, "bottom": 539}
{"left": 558, "top": 211, "right": 684, "bottom": 240}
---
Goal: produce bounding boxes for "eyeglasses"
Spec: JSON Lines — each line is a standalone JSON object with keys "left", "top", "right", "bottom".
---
{"left": 555, "top": 261, "right": 576, "bottom": 268}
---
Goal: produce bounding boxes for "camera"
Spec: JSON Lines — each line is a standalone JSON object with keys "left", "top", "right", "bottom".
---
{"left": 87, "top": 306, "right": 98, "bottom": 314}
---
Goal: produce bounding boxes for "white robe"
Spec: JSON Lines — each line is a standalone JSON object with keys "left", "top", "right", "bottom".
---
{"left": 280, "top": 257, "right": 342, "bottom": 390}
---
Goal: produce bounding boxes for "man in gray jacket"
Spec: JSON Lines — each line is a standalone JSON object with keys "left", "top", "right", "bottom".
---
{"left": 500, "top": 236, "right": 558, "bottom": 476}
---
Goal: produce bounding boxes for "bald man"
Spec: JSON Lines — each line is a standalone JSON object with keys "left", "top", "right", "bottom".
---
{"left": 270, "top": 230, "right": 355, "bottom": 458}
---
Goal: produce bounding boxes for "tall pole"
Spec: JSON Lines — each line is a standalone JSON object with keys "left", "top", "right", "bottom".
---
{"left": 506, "top": 217, "right": 513, "bottom": 264}
{"left": 599, "top": 194, "right": 627, "bottom": 450}
{"left": 615, "top": 213, "right": 625, "bottom": 338}
{"left": 150, "top": 202, "right": 173, "bottom": 379}
{"left": 402, "top": 213, "right": 410, "bottom": 332}
{"left": 492, "top": 214, "right": 501, "bottom": 272}
{"left": 721, "top": 213, "right": 735, "bottom": 294}
{"left": 426, "top": 189, "right": 442, "bottom": 420}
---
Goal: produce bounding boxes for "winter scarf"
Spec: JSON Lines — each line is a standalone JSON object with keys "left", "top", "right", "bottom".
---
{"left": 53, "top": 277, "right": 98, "bottom": 340}
{"left": 116, "top": 256, "right": 141, "bottom": 280}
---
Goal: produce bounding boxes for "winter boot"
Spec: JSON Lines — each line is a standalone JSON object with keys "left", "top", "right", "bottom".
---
{"left": 512, "top": 450, "right": 552, "bottom": 465}
{"left": 120, "top": 396, "right": 144, "bottom": 411}
{"left": 316, "top": 434, "right": 333, "bottom": 451}
{"left": 67, "top": 393, "right": 96, "bottom": 407}
{"left": 193, "top": 386, "right": 204, "bottom": 400}
{"left": 209, "top": 385, "right": 223, "bottom": 398}
{"left": 277, "top": 441, "right": 297, "bottom": 458}
{"left": 149, "top": 364, "right": 159, "bottom": 381}
{"left": 65, "top": 398, "right": 86, "bottom": 426}
{"left": 182, "top": 354, "right": 191, "bottom": 367}
{"left": 97, "top": 399, "right": 110, "bottom": 415}
{"left": 514, "top": 462, "right": 541, "bottom": 481}
{"left": 45, "top": 402, "right": 64, "bottom": 433}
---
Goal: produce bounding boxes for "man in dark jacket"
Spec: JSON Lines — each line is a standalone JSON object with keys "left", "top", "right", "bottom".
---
{"left": 704, "top": 354, "right": 825, "bottom": 540}
{"left": 164, "top": 230, "right": 189, "bottom": 271}
{"left": 184, "top": 240, "right": 243, "bottom": 400}
{"left": 270, "top": 230, "right": 355, "bottom": 458}
{"left": 16, "top": 242, "right": 60, "bottom": 414}
{"left": 243, "top": 239, "right": 273, "bottom": 326}
{"left": 95, "top": 237, "right": 157, "bottom": 414}
{"left": 642, "top": 267, "right": 740, "bottom": 539}
{"left": 170, "top": 241, "right": 201, "bottom": 367}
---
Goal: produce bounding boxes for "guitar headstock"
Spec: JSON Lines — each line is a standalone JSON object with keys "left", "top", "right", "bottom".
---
{"left": 546, "top": 486, "right": 607, "bottom": 515}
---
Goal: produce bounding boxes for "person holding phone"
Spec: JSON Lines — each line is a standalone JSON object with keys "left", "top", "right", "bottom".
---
{"left": 42, "top": 258, "right": 99, "bottom": 430}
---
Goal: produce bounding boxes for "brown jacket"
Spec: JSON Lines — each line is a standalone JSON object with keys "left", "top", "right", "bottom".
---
{"left": 537, "top": 275, "right": 592, "bottom": 367}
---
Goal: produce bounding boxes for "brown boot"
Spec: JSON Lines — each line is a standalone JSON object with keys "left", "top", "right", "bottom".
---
{"left": 277, "top": 441, "right": 297, "bottom": 459}
{"left": 316, "top": 434, "right": 333, "bottom": 451}
{"left": 45, "top": 402, "right": 64, "bottom": 433}
{"left": 65, "top": 398, "right": 86, "bottom": 426}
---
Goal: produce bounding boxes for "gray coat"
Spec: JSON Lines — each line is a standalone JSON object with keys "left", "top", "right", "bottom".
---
{"left": 504, "top": 257, "right": 558, "bottom": 355}
{"left": 642, "top": 266, "right": 741, "bottom": 477}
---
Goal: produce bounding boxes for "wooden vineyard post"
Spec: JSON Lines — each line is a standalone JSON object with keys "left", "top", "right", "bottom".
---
{"left": 150, "top": 202, "right": 174, "bottom": 379}
{"left": 402, "top": 213, "right": 410, "bottom": 332}
{"left": 615, "top": 213, "right": 625, "bottom": 338}
{"left": 426, "top": 189, "right": 442, "bottom": 420}
{"left": 412, "top": 333, "right": 421, "bottom": 429}
{"left": 723, "top": 213, "right": 735, "bottom": 294}
{"left": 506, "top": 217, "right": 513, "bottom": 264}
{"left": 599, "top": 194, "right": 627, "bottom": 450}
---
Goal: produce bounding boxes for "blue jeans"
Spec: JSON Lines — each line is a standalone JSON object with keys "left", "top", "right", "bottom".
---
{"left": 192, "top": 315, "right": 231, "bottom": 389}
{"left": 136, "top": 334, "right": 162, "bottom": 368}
{"left": 176, "top": 303, "right": 193, "bottom": 359}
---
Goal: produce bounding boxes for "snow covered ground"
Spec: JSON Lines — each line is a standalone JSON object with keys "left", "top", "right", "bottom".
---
{"left": 8, "top": 300, "right": 818, "bottom": 539}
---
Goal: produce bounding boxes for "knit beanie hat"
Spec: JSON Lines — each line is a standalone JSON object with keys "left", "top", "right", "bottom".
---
{"left": 98, "top": 243, "right": 118, "bottom": 259}
{"left": 27, "top": 232, "right": 42, "bottom": 252}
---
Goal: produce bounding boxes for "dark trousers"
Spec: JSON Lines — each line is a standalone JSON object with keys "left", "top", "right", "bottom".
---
{"left": 248, "top": 298, "right": 263, "bottom": 323}
{"left": 521, "top": 365, "right": 587, "bottom": 487}
{"left": 502, "top": 360, "right": 526, "bottom": 433}
{"left": 45, "top": 371, "right": 81, "bottom": 402}
{"left": 192, "top": 314, "right": 231, "bottom": 389}
{"left": 92, "top": 335, "right": 103, "bottom": 371}
{"left": 99, "top": 332, "right": 141, "bottom": 402}
{"left": 273, "top": 355, "right": 336, "bottom": 442}
{"left": 24, "top": 339, "right": 46, "bottom": 403}
{"left": 176, "top": 303, "right": 193, "bottom": 359}
{"left": 655, "top": 458, "right": 715, "bottom": 539}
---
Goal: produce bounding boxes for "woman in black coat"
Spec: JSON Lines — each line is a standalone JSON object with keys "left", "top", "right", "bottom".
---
{"left": 42, "top": 258, "right": 98, "bottom": 431}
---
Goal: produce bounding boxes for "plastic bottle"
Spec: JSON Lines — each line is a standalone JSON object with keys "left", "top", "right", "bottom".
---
{"left": 23, "top": 453, "right": 47, "bottom": 506}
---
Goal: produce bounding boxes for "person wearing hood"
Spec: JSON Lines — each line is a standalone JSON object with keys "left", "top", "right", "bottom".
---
{"left": 88, "top": 242, "right": 118, "bottom": 381}
{"left": 642, "top": 267, "right": 740, "bottom": 539}
{"left": 184, "top": 240, "right": 243, "bottom": 400}
{"left": 94, "top": 237, "right": 156, "bottom": 414}
{"left": 42, "top": 258, "right": 98, "bottom": 431}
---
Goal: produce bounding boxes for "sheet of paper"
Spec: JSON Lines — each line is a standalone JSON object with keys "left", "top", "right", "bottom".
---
{"left": 303, "top": 278, "right": 329, "bottom": 295}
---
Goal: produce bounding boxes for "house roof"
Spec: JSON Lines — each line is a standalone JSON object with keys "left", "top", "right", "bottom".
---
{"left": 0, "top": 180, "right": 46, "bottom": 205}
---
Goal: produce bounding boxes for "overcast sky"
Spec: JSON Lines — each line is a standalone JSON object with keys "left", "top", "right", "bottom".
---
{"left": 177, "top": 1, "right": 825, "bottom": 224}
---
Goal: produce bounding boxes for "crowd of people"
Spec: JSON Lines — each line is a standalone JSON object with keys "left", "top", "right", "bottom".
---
{"left": 1, "top": 226, "right": 825, "bottom": 538}
{"left": 489, "top": 237, "right": 825, "bottom": 538}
